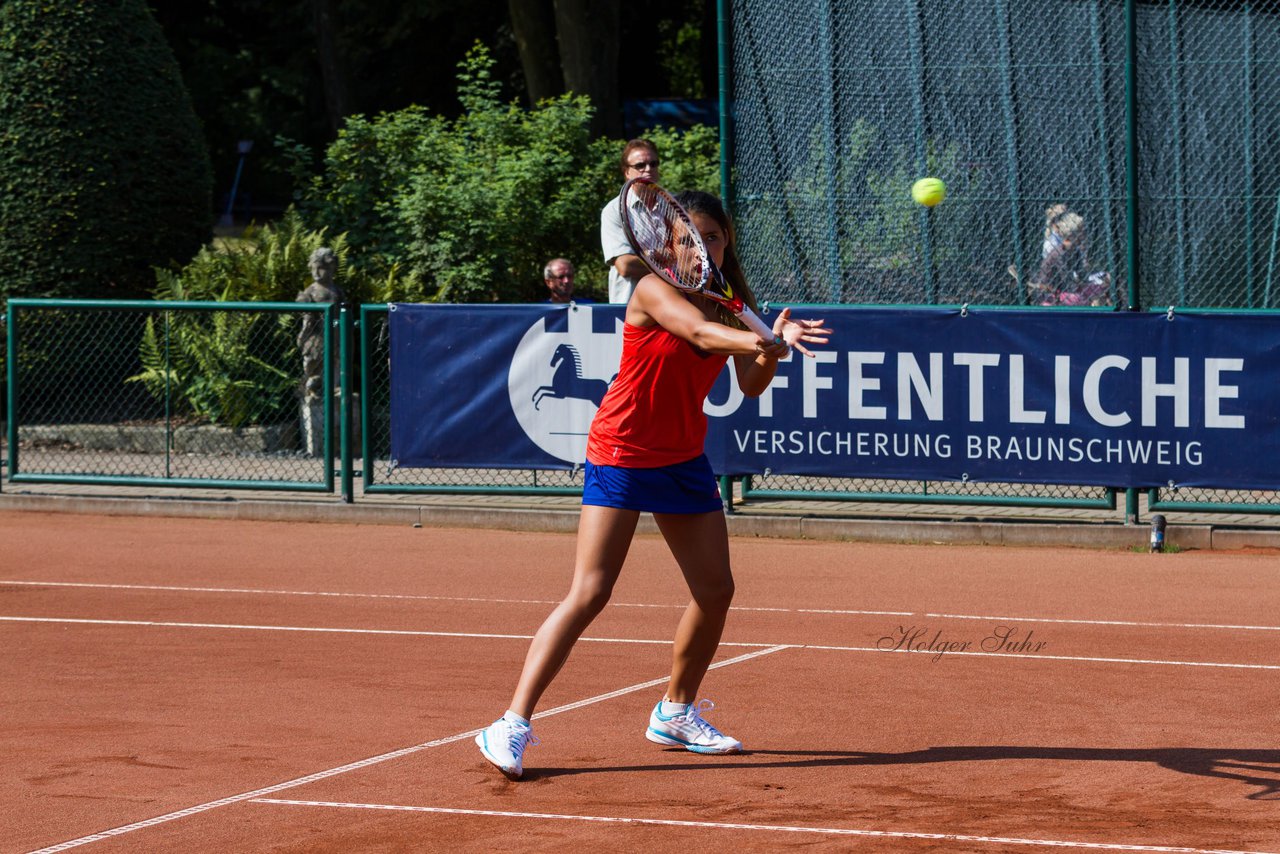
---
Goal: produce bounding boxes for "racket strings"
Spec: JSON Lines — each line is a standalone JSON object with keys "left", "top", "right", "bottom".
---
{"left": 627, "top": 183, "right": 707, "bottom": 292}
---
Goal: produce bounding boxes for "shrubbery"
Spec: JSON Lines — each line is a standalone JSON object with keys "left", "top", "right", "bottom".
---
{"left": 150, "top": 209, "right": 397, "bottom": 305}
{"left": 129, "top": 210, "right": 402, "bottom": 428}
{"left": 0, "top": 0, "right": 213, "bottom": 302}
{"left": 291, "top": 43, "right": 720, "bottom": 303}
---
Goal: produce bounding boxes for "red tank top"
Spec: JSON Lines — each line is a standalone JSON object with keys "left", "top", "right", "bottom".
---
{"left": 586, "top": 323, "right": 729, "bottom": 467}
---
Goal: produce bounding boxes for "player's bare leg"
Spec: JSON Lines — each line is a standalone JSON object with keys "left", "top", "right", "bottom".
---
{"left": 652, "top": 509, "right": 735, "bottom": 703}
{"left": 506, "top": 505, "right": 639, "bottom": 719}
{"left": 644, "top": 509, "right": 742, "bottom": 754}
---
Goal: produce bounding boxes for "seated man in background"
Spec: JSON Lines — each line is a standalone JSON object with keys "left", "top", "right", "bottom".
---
{"left": 543, "top": 257, "right": 581, "bottom": 304}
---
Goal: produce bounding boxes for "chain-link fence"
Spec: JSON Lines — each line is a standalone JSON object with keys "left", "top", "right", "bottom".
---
{"left": 5, "top": 301, "right": 1276, "bottom": 519}
{"left": 6, "top": 300, "right": 335, "bottom": 490}
{"left": 730, "top": 0, "right": 1280, "bottom": 311}
{"left": 743, "top": 473, "right": 1115, "bottom": 509}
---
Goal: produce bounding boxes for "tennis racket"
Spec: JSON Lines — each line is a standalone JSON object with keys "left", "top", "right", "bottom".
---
{"left": 619, "top": 177, "right": 777, "bottom": 342}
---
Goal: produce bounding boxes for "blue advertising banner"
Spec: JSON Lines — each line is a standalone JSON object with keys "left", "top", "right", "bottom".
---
{"left": 390, "top": 303, "right": 626, "bottom": 470}
{"left": 390, "top": 303, "right": 1280, "bottom": 489}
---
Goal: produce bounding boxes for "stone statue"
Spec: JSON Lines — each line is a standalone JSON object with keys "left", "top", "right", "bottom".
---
{"left": 296, "top": 248, "right": 345, "bottom": 456}
{"left": 296, "top": 247, "right": 345, "bottom": 401}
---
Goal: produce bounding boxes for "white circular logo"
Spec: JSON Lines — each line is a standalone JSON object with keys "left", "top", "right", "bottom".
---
{"left": 508, "top": 307, "right": 624, "bottom": 463}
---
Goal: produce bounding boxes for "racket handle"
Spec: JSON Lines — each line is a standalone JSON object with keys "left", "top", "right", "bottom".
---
{"left": 738, "top": 306, "right": 778, "bottom": 343}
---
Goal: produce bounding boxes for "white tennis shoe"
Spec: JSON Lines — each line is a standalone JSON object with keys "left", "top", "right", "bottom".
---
{"left": 476, "top": 714, "right": 538, "bottom": 778}
{"left": 646, "top": 698, "right": 742, "bottom": 754}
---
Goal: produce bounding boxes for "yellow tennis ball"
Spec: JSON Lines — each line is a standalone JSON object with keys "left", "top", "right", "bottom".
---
{"left": 911, "top": 177, "right": 946, "bottom": 207}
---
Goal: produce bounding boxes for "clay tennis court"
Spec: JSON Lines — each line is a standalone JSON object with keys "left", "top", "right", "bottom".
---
{"left": 3, "top": 509, "right": 1278, "bottom": 853}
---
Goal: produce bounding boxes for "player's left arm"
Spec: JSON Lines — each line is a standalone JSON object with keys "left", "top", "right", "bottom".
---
{"left": 631, "top": 276, "right": 762, "bottom": 355}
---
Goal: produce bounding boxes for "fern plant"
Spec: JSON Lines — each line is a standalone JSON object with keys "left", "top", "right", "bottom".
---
{"left": 131, "top": 208, "right": 402, "bottom": 430}
{"left": 128, "top": 300, "right": 295, "bottom": 429}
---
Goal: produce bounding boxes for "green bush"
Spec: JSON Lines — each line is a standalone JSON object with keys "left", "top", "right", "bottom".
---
{"left": 131, "top": 210, "right": 400, "bottom": 427}
{"left": 281, "top": 108, "right": 439, "bottom": 299}
{"left": 296, "top": 43, "right": 720, "bottom": 303}
{"left": 151, "top": 208, "right": 397, "bottom": 305}
{"left": 0, "top": 0, "right": 213, "bottom": 302}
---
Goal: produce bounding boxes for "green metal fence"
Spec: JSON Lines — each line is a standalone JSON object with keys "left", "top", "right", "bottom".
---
{"left": 741, "top": 473, "right": 1116, "bottom": 510}
{"left": 5, "top": 299, "right": 337, "bottom": 492}
{"left": 2, "top": 299, "right": 1276, "bottom": 520}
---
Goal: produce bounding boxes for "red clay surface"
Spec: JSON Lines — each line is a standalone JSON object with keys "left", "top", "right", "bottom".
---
{"left": 2, "top": 510, "right": 1278, "bottom": 853}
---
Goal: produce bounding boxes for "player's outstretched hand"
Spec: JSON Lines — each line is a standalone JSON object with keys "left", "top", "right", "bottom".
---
{"left": 766, "top": 307, "right": 831, "bottom": 359}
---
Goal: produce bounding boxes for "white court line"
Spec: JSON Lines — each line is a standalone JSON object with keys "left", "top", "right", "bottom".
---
{"left": 11, "top": 580, "right": 1280, "bottom": 630}
{"left": 0, "top": 616, "right": 772, "bottom": 648}
{"left": 807, "top": 644, "right": 1280, "bottom": 671}
{"left": 25, "top": 644, "right": 792, "bottom": 853}
{"left": 249, "top": 799, "right": 1278, "bottom": 854}
{"left": 5, "top": 614, "right": 1279, "bottom": 671}
{"left": 0, "top": 580, "right": 911, "bottom": 617}
{"left": 925, "top": 612, "right": 1280, "bottom": 632}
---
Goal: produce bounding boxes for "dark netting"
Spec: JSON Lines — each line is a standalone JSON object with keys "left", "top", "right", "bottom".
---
{"left": 730, "top": 0, "right": 1280, "bottom": 310}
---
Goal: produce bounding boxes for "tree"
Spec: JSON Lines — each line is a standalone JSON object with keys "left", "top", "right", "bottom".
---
{"left": 507, "top": 0, "right": 717, "bottom": 137}
{"left": 0, "top": 0, "right": 213, "bottom": 301}
{"left": 296, "top": 45, "right": 719, "bottom": 304}
{"left": 508, "top": 0, "right": 561, "bottom": 104}
{"left": 554, "top": 0, "right": 621, "bottom": 137}
{"left": 312, "top": 0, "right": 352, "bottom": 134}
{"left": 507, "top": 0, "right": 623, "bottom": 136}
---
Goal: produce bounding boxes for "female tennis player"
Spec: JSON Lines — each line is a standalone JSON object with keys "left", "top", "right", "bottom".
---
{"left": 476, "top": 191, "right": 831, "bottom": 778}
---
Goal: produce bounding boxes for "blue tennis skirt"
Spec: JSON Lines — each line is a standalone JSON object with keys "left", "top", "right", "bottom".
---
{"left": 583, "top": 454, "right": 724, "bottom": 514}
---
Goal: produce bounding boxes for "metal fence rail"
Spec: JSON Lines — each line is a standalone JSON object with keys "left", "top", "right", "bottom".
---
{"left": 1148, "top": 486, "right": 1280, "bottom": 515}
{"left": 742, "top": 474, "right": 1116, "bottom": 510}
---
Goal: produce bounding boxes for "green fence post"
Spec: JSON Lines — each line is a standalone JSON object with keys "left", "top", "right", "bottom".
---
{"left": 1118, "top": 0, "right": 1153, "bottom": 551}
{"left": 163, "top": 309, "right": 172, "bottom": 480}
{"left": 1167, "top": 0, "right": 1188, "bottom": 305}
{"left": 323, "top": 303, "right": 335, "bottom": 493}
{"left": 340, "top": 304, "right": 353, "bottom": 503}
{"left": 3, "top": 304, "right": 14, "bottom": 488}
{"left": 1088, "top": 0, "right": 1120, "bottom": 307}
{"left": 993, "top": 0, "right": 1026, "bottom": 302}
{"left": 718, "top": 0, "right": 732, "bottom": 206}
{"left": 360, "top": 304, "right": 376, "bottom": 492}
{"left": 1125, "top": 0, "right": 1141, "bottom": 310}
{"left": 907, "top": 0, "right": 935, "bottom": 303}
{"left": 1244, "top": 3, "right": 1256, "bottom": 307}
{"left": 818, "top": 0, "right": 843, "bottom": 303}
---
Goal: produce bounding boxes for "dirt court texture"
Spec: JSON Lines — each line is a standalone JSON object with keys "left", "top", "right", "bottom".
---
{"left": 2, "top": 510, "right": 1278, "bottom": 853}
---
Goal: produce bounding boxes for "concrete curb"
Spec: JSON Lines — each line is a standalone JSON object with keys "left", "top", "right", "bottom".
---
{"left": 4, "top": 491, "right": 1279, "bottom": 550}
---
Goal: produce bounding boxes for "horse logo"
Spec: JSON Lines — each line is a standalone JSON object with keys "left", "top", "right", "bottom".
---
{"left": 532, "top": 343, "right": 615, "bottom": 410}
{"left": 507, "top": 306, "right": 625, "bottom": 463}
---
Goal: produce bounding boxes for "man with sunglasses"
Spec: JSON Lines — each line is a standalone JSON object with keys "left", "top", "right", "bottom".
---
{"left": 600, "top": 139, "right": 661, "bottom": 304}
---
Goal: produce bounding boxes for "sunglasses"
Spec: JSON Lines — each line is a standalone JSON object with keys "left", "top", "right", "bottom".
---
{"left": 627, "top": 159, "right": 659, "bottom": 170}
